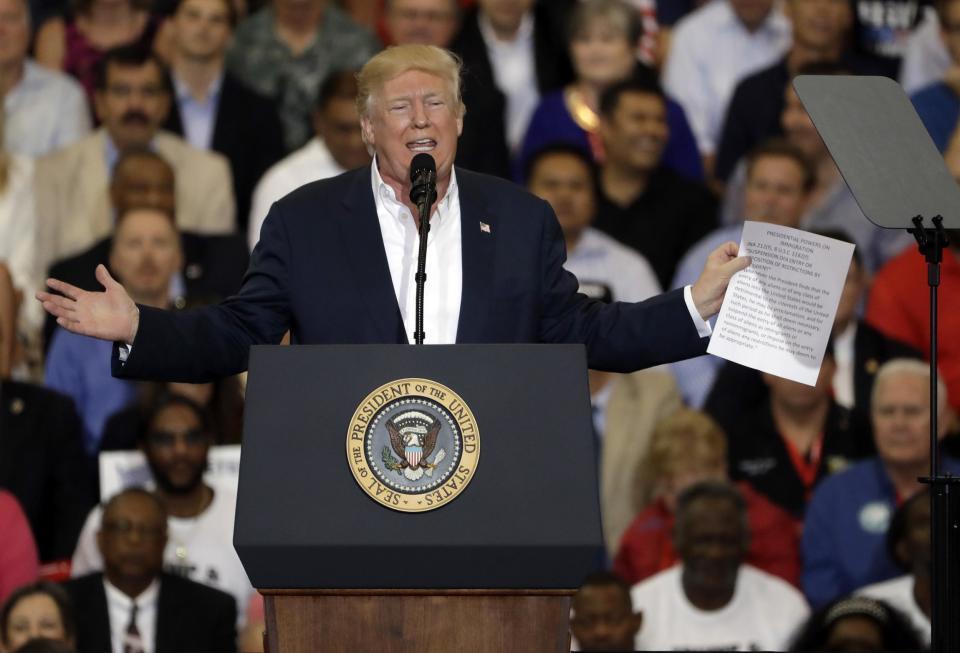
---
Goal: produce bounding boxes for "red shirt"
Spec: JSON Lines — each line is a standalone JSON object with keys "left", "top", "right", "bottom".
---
{"left": 0, "top": 491, "right": 39, "bottom": 605}
{"left": 866, "top": 247, "right": 960, "bottom": 412}
{"left": 613, "top": 482, "right": 801, "bottom": 586}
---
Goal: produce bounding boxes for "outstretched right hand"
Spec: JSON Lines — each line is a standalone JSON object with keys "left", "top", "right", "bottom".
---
{"left": 36, "top": 264, "right": 140, "bottom": 345}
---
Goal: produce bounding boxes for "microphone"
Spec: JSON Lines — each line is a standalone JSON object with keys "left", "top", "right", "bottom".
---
{"left": 409, "top": 153, "right": 437, "bottom": 346}
{"left": 409, "top": 153, "right": 438, "bottom": 209}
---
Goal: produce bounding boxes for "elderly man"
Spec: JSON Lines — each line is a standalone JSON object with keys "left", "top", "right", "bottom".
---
{"left": 38, "top": 45, "right": 746, "bottom": 385}
{"left": 0, "top": 0, "right": 90, "bottom": 157}
{"left": 801, "top": 358, "right": 960, "bottom": 608}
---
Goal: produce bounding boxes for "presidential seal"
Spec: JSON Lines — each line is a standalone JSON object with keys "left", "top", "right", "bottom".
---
{"left": 346, "top": 378, "right": 480, "bottom": 513}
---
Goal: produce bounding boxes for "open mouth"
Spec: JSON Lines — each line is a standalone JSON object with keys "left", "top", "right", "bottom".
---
{"left": 407, "top": 138, "right": 437, "bottom": 152}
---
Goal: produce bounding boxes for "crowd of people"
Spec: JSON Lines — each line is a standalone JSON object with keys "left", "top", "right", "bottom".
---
{"left": 1, "top": 0, "right": 957, "bottom": 650}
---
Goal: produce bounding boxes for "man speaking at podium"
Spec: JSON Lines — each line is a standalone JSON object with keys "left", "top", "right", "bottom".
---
{"left": 38, "top": 45, "right": 748, "bottom": 382}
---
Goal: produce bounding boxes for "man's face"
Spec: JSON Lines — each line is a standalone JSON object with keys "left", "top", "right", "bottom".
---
{"left": 109, "top": 209, "right": 183, "bottom": 300}
{"left": 143, "top": 403, "right": 209, "bottom": 495}
{"left": 730, "top": 0, "right": 775, "bottom": 30}
{"left": 477, "top": 0, "right": 534, "bottom": 34}
{"left": 0, "top": 0, "right": 29, "bottom": 70}
{"left": 743, "top": 155, "right": 808, "bottom": 227}
{"left": 97, "top": 493, "right": 167, "bottom": 587}
{"left": 781, "top": 87, "right": 826, "bottom": 161}
{"left": 94, "top": 61, "right": 171, "bottom": 150}
{"left": 527, "top": 152, "right": 595, "bottom": 242}
{"left": 901, "top": 496, "right": 932, "bottom": 573}
{"left": 314, "top": 96, "right": 371, "bottom": 171}
{"left": 569, "top": 20, "right": 636, "bottom": 88}
{"left": 872, "top": 372, "right": 934, "bottom": 469}
{"left": 676, "top": 497, "right": 746, "bottom": 596}
{"left": 763, "top": 355, "right": 836, "bottom": 413}
{"left": 600, "top": 91, "right": 669, "bottom": 174}
{"left": 386, "top": 0, "right": 458, "bottom": 47}
{"left": 570, "top": 585, "right": 642, "bottom": 651}
{"left": 110, "top": 156, "right": 176, "bottom": 214}
{"left": 360, "top": 69, "right": 462, "bottom": 191}
{"left": 787, "top": 0, "right": 852, "bottom": 51}
{"left": 172, "top": 0, "right": 232, "bottom": 61}
{"left": 942, "top": 1, "right": 960, "bottom": 65}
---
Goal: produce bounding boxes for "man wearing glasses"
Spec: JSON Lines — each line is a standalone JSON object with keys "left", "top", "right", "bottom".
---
{"left": 64, "top": 486, "right": 238, "bottom": 652}
{"left": 34, "top": 42, "right": 235, "bottom": 276}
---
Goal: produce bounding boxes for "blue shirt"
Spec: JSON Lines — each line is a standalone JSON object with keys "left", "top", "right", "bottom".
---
{"left": 911, "top": 82, "right": 960, "bottom": 153}
{"left": 173, "top": 73, "right": 224, "bottom": 151}
{"left": 44, "top": 328, "right": 137, "bottom": 456}
{"left": 801, "top": 456, "right": 960, "bottom": 608}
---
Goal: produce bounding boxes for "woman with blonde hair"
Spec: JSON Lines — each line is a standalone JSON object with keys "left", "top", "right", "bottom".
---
{"left": 613, "top": 408, "right": 801, "bottom": 586}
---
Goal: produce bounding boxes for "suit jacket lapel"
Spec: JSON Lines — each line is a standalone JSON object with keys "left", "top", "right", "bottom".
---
{"left": 455, "top": 169, "right": 496, "bottom": 343}
{"left": 339, "top": 167, "right": 407, "bottom": 343}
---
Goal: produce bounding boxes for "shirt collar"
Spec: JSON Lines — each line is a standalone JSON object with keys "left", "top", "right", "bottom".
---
{"left": 104, "top": 132, "right": 157, "bottom": 174}
{"left": 172, "top": 72, "right": 225, "bottom": 106}
{"left": 478, "top": 9, "right": 534, "bottom": 48}
{"left": 104, "top": 577, "right": 160, "bottom": 609}
{"left": 370, "top": 155, "right": 458, "bottom": 225}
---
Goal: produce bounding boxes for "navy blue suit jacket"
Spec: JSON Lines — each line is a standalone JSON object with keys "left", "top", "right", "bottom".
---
{"left": 114, "top": 166, "right": 708, "bottom": 383}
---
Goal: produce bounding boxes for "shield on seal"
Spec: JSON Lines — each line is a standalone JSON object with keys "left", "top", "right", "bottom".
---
{"left": 405, "top": 446, "right": 423, "bottom": 468}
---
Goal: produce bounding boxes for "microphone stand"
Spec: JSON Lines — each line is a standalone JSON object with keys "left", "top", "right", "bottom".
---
{"left": 412, "top": 173, "right": 437, "bottom": 346}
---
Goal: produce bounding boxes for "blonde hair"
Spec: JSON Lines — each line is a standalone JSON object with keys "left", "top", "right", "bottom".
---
{"left": 356, "top": 45, "right": 464, "bottom": 118}
{"left": 872, "top": 357, "right": 948, "bottom": 417}
{"left": 635, "top": 408, "right": 728, "bottom": 507}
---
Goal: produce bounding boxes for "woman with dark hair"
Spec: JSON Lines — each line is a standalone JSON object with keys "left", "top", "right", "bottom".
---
{"left": 789, "top": 596, "right": 925, "bottom": 652}
{"left": 0, "top": 582, "right": 75, "bottom": 653}
{"left": 34, "top": 0, "right": 159, "bottom": 98}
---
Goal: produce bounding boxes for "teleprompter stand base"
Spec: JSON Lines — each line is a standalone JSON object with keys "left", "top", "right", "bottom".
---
{"left": 261, "top": 589, "right": 574, "bottom": 653}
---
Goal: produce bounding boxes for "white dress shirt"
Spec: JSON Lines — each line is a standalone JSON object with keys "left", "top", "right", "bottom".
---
{"left": 248, "top": 138, "right": 347, "bottom": 250}
{"left": 663, "top": 0, "right": 791, "bottom": 155}
{"left": 104, "top": 577, "right": 159, "bottom": 653}
{"left": 833, "top": 321, "right": 857, "bottom": 410}
{"left": 372, "top": 160, "right": 462, "bottom": 344}
{"left": 478, "top": 10, "right": 540, "bottom": 152}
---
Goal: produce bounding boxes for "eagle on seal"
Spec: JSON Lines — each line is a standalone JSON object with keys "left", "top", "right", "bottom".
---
{"left": 386, "top": 411, "right": 445, "bottom": 481}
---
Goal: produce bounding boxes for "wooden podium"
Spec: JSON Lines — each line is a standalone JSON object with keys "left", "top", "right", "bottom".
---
{"left": 235, "top": 345, "right": 603, "bottom": 652}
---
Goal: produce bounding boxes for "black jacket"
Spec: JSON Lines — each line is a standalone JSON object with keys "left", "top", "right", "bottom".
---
{"left": 0, "top": 380, "right": 93, "bottom": 561}
{"left": 164, "top": 72, "right": 285, "bottom": 231}
{"left": 65, "top": 572, "right": 238, "bottom": 653}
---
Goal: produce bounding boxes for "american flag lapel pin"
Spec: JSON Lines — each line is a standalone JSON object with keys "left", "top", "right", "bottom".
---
{"left": 480, "top": 221, "right": 491, "bottom": 234}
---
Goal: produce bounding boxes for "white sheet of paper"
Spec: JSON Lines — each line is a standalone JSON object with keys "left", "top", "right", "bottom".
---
{"left": 707, "top": 222, "right": 856, "bottom": 386}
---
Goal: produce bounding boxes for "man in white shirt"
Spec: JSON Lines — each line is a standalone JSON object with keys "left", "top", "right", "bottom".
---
{"left": 663, "top": 0, "right": 791, "bottom": 173}
{"left": 248, "top": 69, "right": 371, "bottom": 249}
{"left": 63, "top": 488, "right": 237, "bottom": 652}
{"left": 71, "top": 394, "right": 255, "bottom": 625}
{"left": 631, "top": 481, "right": 809, "bottom": 651}
{"left": 0, "top": 0, "right": 91, "bottom": 158}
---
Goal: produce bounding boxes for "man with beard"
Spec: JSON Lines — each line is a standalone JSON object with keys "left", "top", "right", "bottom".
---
{"left": 45, "top": 207, "right": 184, "bottom": 456}
{"left": 70, "top": 394, "right": 255, "bottom": 627}
{"left": 64, "top": 487, "right": 237, "bottom": 652}
{"left": 34, "top": 43, "right": 235, "bottom": 276}
{"left": 630, "top": 481, "right": 809, "bottom": 651}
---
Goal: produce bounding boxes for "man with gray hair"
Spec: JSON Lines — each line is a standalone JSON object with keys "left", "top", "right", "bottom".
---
{"left": 630, "top": 481, "right": 808, "bottom": 650}
{"left": 0, "top": 0, "right": 90, "bottom": 156}
{"left": 38, "top": 45, "right": 747, "bottom": 392}
{"left": 801, "top": 358, "right": 960, "bottom": 608}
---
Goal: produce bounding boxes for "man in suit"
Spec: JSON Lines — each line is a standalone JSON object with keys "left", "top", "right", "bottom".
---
{"left": 34, "top": 43, "right": 235, "bottom": 275}
{"left": 38, "top": 45, "right": 746, "bottom": 385}
{"left": 164, "top": 0, "right": 285, "bottom": 233}
{"left": 449, "top": 0, "right": 573, "bottom": 178}
{"left": 64, "top": 487, "right": 237, "bottom": 652}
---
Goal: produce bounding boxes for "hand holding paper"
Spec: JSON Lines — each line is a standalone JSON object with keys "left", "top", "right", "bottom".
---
{"left": 707, "top": 222, "right": 855, "bottom": 386}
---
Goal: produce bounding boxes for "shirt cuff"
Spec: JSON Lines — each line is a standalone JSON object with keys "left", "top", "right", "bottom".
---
{"left": 684, "top": 285, "right": 712, "bottom": 338}
{"left": 118, "top": 344, "right": 132, "bottom": 363}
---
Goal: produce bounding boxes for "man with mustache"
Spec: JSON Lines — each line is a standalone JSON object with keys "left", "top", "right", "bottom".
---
{"left": 45, "top": 207, "right": 185, "bottom": 457}
{"left": 34, "top": 43, "right": 235, "bottom": 277}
